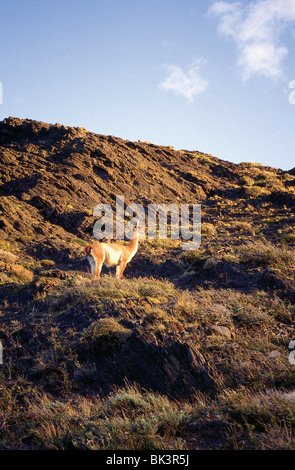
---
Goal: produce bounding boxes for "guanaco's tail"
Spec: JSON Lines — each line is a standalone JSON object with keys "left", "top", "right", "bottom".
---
{"left": 85, "top": 245, "right": 93, "bottom": 256}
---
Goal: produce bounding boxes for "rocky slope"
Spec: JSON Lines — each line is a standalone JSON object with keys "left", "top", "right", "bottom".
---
{"left": 0, "top": 117, "right": 294, "bottom": 450}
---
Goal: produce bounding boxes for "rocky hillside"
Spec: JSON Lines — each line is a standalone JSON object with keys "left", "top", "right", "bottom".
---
{"left": 0, "top": 117, "right": 295, "bottom": 450}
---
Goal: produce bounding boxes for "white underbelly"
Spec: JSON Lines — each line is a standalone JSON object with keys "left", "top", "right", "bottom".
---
{"left": 103, "top": 245, "right": 123, "bottom": 267}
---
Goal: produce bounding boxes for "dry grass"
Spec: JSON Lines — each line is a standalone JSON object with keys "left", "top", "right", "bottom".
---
{"left": 2, "top": 376, "right": 295, "bottom": 450}
{"left": 238, "top": 240, "right": 295, "bottom": 267}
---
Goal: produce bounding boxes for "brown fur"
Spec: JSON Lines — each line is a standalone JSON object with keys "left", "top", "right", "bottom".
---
{"left": 85, "top": 223, "right": 139, "bottom": 280}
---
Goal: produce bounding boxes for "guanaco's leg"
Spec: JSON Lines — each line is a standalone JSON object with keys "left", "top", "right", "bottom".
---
{"left": 116, "top": 261, "right": 127, "bottom": 280}
{"left": 95, "top": 261, "right": 103, "bottom": 279}
{"left": 87, "top": 244, "right": 105, "bottom": 279}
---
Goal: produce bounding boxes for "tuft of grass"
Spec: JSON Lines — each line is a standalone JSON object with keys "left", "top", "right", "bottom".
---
{"left": 202, "top": 223, "right": 216, "bottom": 237}
{"left": 230, "top": 221, "right": 253, "bottom": 232}
{"left": 40, "top": 259, "right": 55, "bottom": 267}
{"left": 80, "top": 317, "right": 132, "bottom": 353}
{"left": 0, "top": 248, "right": 18, "bottom": 263}
{"left": 84, "top": 209, "right": 93, "bottom": 216}
{"left": 240, "top": 176, "right": 254, "bottom": 186}
{"left": 238, "top": 241, "right": 295, "bottom": 267}
{"left": 281, "top": 233, "right": 295, "bottom": 244}
{"left": 0, "top": 260, "right": 33, "bottom": 283}
{"left": 245, "top": 186, "right": 263, "bottom": 198}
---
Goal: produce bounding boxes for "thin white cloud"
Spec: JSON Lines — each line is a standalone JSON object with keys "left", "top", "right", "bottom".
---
{"left": 159, "top": 60, "right": 208, "bottom": 102}
{"left": 208, "top": 0, "right": 295, "bottom": 80}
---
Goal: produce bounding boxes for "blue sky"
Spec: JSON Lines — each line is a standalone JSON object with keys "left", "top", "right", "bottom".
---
{"left": 0, "top": 0, "right": 294, "bottom": 170}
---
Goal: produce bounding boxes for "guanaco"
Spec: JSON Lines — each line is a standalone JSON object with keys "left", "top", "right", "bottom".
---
{"left": 85, "top": 222, "right": 139, "bottom": 280}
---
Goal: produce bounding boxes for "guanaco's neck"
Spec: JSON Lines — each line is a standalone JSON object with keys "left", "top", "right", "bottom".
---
{"left": 127, "top": 231, "right": 139, "bottom": 254}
